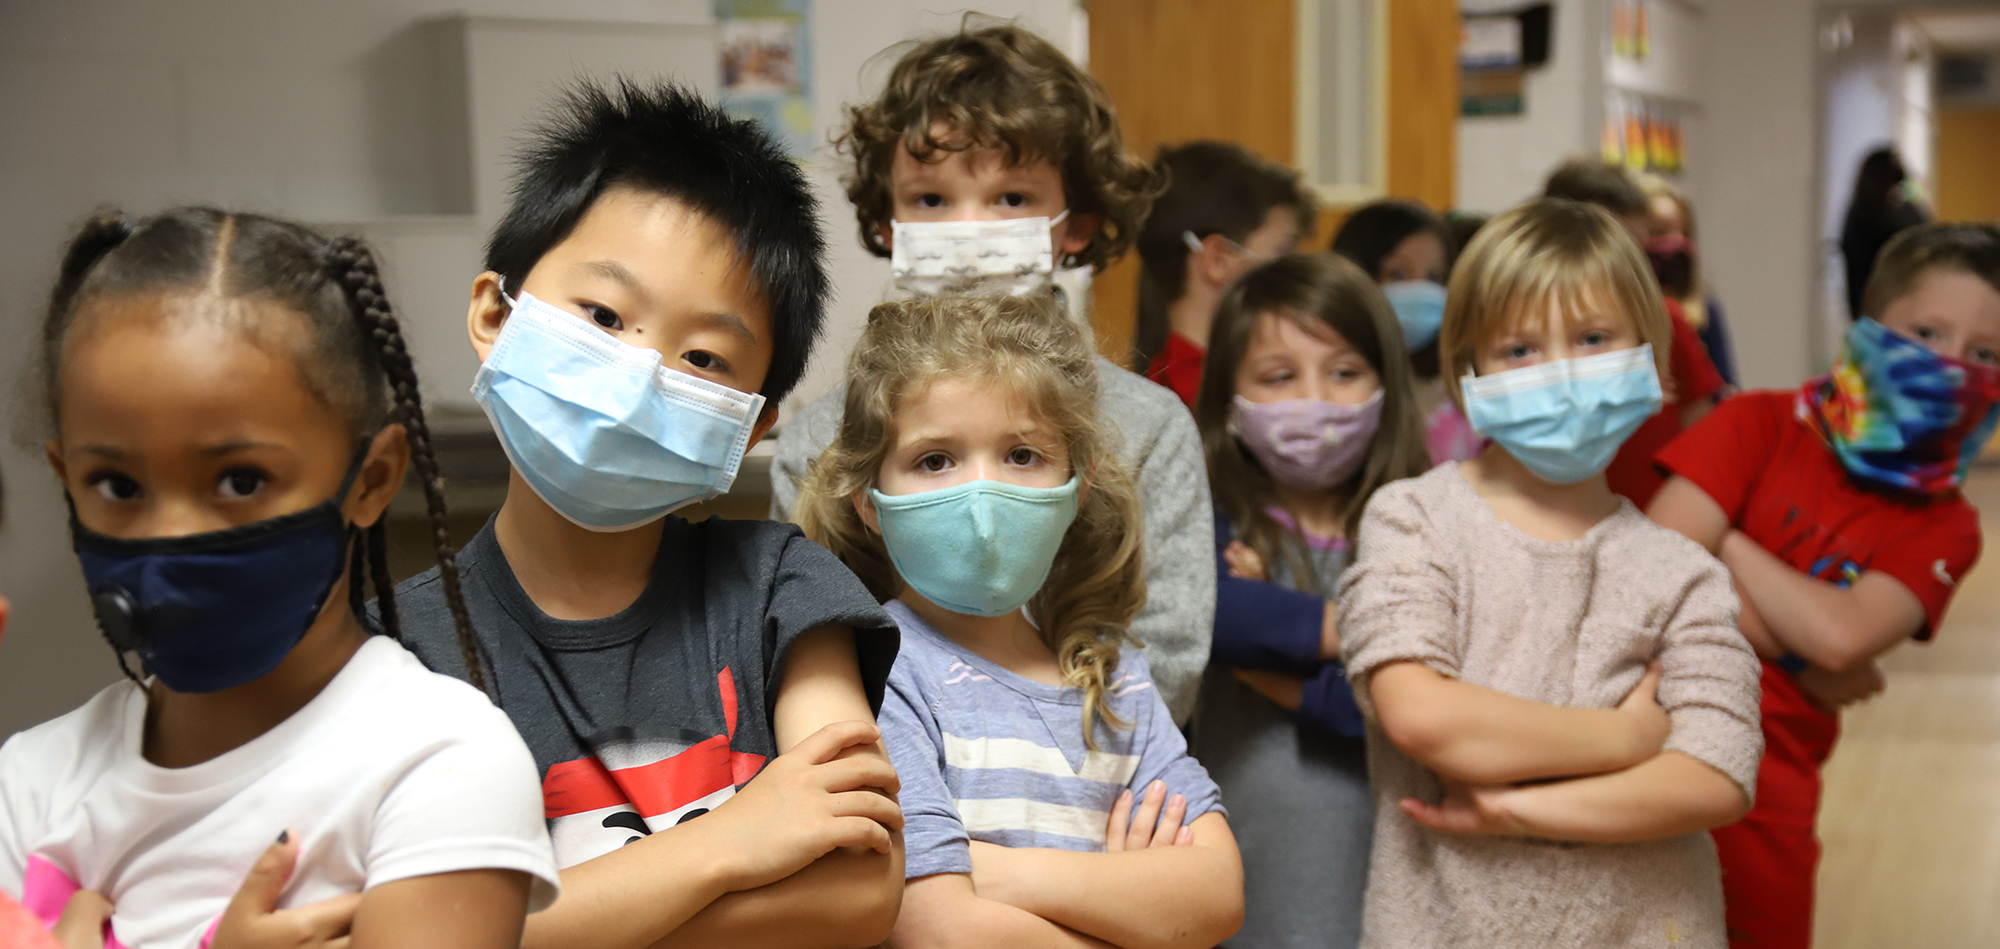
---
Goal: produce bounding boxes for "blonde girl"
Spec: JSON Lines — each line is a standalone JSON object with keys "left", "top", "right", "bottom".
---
{"left": 1336, "top": 198, "right": 1763, "bottom": 948}
{"left": 1184, "top": 253, "right": 1427, "bottom": 949}
{"left": 799, "top": 293, "right": 1243, "bottom": 949}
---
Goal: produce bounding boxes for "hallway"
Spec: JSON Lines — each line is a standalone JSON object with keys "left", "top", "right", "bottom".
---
{"left": 1816, "top": 466, "right": 2000, "bottom": 946}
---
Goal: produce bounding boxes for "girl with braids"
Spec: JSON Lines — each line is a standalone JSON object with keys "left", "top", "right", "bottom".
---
{"left": 796, "top": 293, "right": 1244, "bottom": 949}
{"left": 0, "top": 207, "right": 559, "bottom": 949}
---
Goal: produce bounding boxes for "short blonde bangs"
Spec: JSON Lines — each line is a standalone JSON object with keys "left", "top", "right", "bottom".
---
{"left": 1441, "top": 198, "right": 1673, "bottom": 409}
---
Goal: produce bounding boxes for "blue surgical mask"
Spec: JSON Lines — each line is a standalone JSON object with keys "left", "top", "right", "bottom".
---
{"left": 473, "top": 289, "right": 768, "bottom": 531}
{"left": 71, "top": 460, "right": 362, "bottom": 694}
{"left": 1382, "top": 280, "right": 1447, "bottom": 350}
{"left": 1460, "top": 345, "right": 1663, "bottom": 484}
{"left": 869, "top": 478, "right": 1081, "bottom": 618}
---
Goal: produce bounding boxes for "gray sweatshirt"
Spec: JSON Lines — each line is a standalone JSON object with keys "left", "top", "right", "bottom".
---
{"left": 1337, "top": 463, "right": 1763, "bottom": 949}
{"left": 769, "top": 357, "right": 1216, "bottom": 725}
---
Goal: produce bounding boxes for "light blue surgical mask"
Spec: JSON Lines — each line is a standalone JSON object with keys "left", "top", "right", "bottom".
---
{"left": 1382, "top": 280, "right": 1447, "bottom": 350}
{"left": 1459, "top": 345, "right": 1663, "bottom": 484}
{"left": 472, "top": 289, "right": 767, "bottom": 531}
{"left": 869, "top": 478, "right": 1080, "bottom": 618}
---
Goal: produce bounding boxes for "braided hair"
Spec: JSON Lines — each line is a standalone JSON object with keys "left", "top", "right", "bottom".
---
{"left": 41, "top": 207, "right": 489, "bottom": 696}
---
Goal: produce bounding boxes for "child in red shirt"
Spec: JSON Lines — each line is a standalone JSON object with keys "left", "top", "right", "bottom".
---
{"left": 1649, "top": 223, "right": 2000, "bottom": 949}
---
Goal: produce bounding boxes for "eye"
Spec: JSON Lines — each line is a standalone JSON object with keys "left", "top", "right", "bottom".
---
{"left": 1260, "top": 369, "right": 1296, "bottom": 386}
{"left": 87, "top": 471, "right": 142, "bottom": 502}
{"left": 1969, "top": 345, "right": 2000, "bottom": 368}
{"left": 916, "top": 193, "right": 945, "bottom": 209}
{"left": 916, "top": 452, "right": 951, "bottom": 473}
{"left": 216, "top": 467, "right": 269, "bottom": 500}
{"left": 683, "top": 350, "right": 729, "bottom": 373}
{"left": 999, "top": 192, "right": 1030, "bottom": 209}
{"left": 1502, "top": 343, "right": 1535, "bottom": 360}
{"left": 581, "top": 304, "right": 623, "bottom": 331}
{"left": 1580, "top": 330, "right": 1612, "bottom": 348}
{"left": 1007, "top": 446, "right": 1040, "bottom": 466}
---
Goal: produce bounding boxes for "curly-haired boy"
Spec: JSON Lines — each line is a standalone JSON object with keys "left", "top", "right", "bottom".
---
{"left": 769, "top": 20, "right": 1215, "bottom": 729}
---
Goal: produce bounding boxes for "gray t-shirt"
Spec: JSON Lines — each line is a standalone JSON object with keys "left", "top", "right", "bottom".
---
{"left": 393, "top": 515, "right": 898, "bottom": 870}
{"left": 878, "top": 600, "right": 1223, "bottom": 880}
{"left": 771, "top": 357, "right": 1216, "bottom": 724}
{"left": 1337, "top": 463, "right": 1763, "bottom": 949}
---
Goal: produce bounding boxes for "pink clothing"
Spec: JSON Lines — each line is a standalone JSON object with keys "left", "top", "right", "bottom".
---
{"left": 1424, "top": 401, "right": 1483, "bottom": 467}
{"left": 1263, "top": 506, "right": 1350, "bottom": 553}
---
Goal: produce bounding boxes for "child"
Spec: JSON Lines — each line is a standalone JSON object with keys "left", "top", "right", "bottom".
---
{"left": 769, "top": 20, "right": 1218, "bottom": 725}
{"left": 1330, "top": 200, "right": 1480, "bottom": 466}
{"left": 1133, "top": 140, "right": 1317, "bottom": 406}
{"left": 1647, "top": 223, "right": 1999, "bottom": 949}
{"left": 1640, "top": 173, "right": 1739, "bottom": 386}
{"left": 1186, "top": 254, "right": 1428, "bottom": 949}
{"left": 2, "top": 208, "right": 559, "bottom": 948}
{"left": 1336, "top": 198, "right": 1764, "bottom": 948}
{"left": 1542, "top": 158, "right": 1726, "bottom": 508}
{"left": 389, "top": 81, "right": 906, "bottom": 949}
{"left": 798, "top": 292, "right": 1244, "bottom": 949}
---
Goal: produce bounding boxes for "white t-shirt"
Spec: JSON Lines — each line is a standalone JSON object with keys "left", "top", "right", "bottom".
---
{"left": 0, "top": 636, "right": 560, "bottom": 949}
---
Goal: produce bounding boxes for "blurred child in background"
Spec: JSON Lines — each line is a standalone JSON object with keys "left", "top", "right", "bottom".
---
{"left": 1640, "top": 173, "right": 1739, "bottom": 386}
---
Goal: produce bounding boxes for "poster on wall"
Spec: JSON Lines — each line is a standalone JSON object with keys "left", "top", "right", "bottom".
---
{"left": 715, "top": 0, "right": 815, "bottom": 160}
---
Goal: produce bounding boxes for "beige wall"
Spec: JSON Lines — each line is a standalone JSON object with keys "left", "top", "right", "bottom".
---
{"left": 1937, "top": 104, "right": 2000, "bottom": 223}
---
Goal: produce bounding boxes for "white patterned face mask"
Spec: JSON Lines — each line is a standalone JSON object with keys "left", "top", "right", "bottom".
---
{"left": 890, "top": 210, "right": 1070, "bottom": 298}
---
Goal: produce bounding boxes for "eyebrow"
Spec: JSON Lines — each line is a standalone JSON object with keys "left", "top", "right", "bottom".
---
{"left": 575, "top": 259, "right": 649, "bottom": 297}
{"left": 688, "top": 309, "right": 759, "bottom": 345}
{"left": 200, "top": 439, "right": 288, "bottom": 458}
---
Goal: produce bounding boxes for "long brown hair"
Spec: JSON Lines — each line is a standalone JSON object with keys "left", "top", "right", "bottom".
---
{"left": 1194, "top": 253, "right": 1429, "bottom": 592}
{"left": 796, "top": 293, "right": 1146, "bottom": 745}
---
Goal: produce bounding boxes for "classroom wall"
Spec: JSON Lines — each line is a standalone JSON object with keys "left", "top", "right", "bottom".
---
{"left": 1455, "top": 0, "right": 1600, "bottom": 214}
{"left": 0, "top": 0, "right": 1074, "bottom": 741}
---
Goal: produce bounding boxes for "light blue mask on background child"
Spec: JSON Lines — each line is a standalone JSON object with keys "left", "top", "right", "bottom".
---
{"left": 472, "top": 289, "right": 767, "bottom": 531}
{"left": 1460, "top": 345, "right": 1663, "bottom": 484}
{"left": 1382, "top": 280, "right": 1447, "bottom": 350}
{"left": 869, "top": 478, "right": 1080, "bottom": 617}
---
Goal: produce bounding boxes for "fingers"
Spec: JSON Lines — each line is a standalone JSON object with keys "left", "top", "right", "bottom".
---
{"left": 1175, "top": 825, "right": 1193, "bottom": 846}
{"left": 1148, "top": 794, "right": 1188, "bottom": 849}
{"left": 287, "top": 892, "right": 363, "bottom": 941}
{"left": 816, "top": 754, "right": 902, "bottom": 797}
{"left": 788, "top": 721, "right": 884, "bottom": 766}
{"left": 53, "top": 890, "right": 113, "bottom": 949}
{"left": 224, "top": 831, "right": 299, "bottom": 924}
{"left": 1398, "top": 797, "right": 1478, "bottom": 834}
{"left": 827, "top": 815, "right": 896, "bottom": 854}
{"left": 826, "top": 789, "right": 906, "bottom": 834}
{"left": 1126, "top": 781, "right": 1166, "bottom": 850}
{"left": 1103, "top": 788, "right": 1133, "bottom": 852}
{"left": 1621, "top": 663, "right": 1664, "bottom": 708}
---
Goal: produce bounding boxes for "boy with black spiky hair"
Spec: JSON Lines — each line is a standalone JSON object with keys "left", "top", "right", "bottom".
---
{"left": 394, "top": 78, "right": 906, "bottom": 949}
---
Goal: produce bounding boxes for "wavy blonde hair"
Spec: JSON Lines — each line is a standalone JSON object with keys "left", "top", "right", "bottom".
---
{"left": 796, "top": 293, "right": 1146, "bottom": 745}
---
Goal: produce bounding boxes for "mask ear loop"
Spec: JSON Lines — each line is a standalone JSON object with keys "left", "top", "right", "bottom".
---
{"left": 496, "top": 275, "right": 519, "bottom": 310}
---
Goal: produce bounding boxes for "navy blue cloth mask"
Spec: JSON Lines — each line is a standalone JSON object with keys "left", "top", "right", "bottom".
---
{"left": 70, "top": 460, "right": 362, "bottom": 694}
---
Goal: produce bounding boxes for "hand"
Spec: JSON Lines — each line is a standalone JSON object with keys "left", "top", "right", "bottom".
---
{"left": 1233, "top": 669, "right": 1306, "bottom": 712}
{"left": 1223, "top": 541, "right": 1267, "bottom": 582}
{"left": 1399, "top": 781, "right": 1525, "bottom": 837}
{"left": 52, "top": 890, "right": 111, "bottom": 949}
{"left": 1616, "top": 663, "right": 1670, "bottom": 762}
{"left": 210, "top": 832, "right": 363, "bottom": 949}
{"left": 1797, "top": 661, "right": 1886, "bottom": 711}
{"left": 1105, "top": 781, "right": 1192, "bottom": 851}
{"left": 696, "top": 720, "right": 904, "bottom": 893}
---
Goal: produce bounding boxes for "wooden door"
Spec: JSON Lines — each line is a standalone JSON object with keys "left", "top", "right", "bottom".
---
{"left": 1087, "top": 0, "right": 1460, "bottom": 365}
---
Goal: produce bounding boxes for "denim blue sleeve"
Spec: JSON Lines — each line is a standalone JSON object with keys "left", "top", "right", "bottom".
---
{"left": 1296, "top": 663, "right": 1366, "bottom": 739}
{"left": 1123, "top": 653, "right": 1225, "bottom": 824}
{"left": 876, "top": 654, "right": 971, "bottom": 879}
{"left": 1210, "top": 509, "right": 1326, "bottom": 673}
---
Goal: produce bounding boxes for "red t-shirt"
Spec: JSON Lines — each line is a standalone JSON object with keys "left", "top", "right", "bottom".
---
{"left": 1655, "top": 389, "right": 1982, "bottom": 814}
{"left": 1145, "top": 331, "right": 1205, "bottom": 409}
{"left": 1607, "top": 298, "right": 1727, "bottom": 508}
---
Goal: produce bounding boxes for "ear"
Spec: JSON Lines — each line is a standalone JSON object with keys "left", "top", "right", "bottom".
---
{"left": 346, "top": 424, "right": 412, "bottom": 530}
{"left": 45, "top": 440, "right": 67, "bottom": 485}
{"left": 467, "top": 271, "right": 510, "bottom": 363}
{"left": 879, "top": 221, "right": 896, "bottom": 255}
{"left": 852, "top": 490, "right": 882, "bottom": 536}
{"left": 0, "top": 594, "right": 11, "bottom": 653}
{"left": 1075, "top": 469, "right": 1092, "bottom": 510}
{"left": 1058, "top": 211, "right": 1101, "bottom": 259}
{"left": 1195, "top": 234, "right": 1236, "bottom": 288}
{"left": 746, "top": 403, "right": 781, "bottom": 449}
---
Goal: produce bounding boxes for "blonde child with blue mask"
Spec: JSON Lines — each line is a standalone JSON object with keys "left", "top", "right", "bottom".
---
{"left": 799, "top": 293, "right": 1245, "bottom": 949}
{"left": 1336, "top": 199, "right": 1764, "bottom": 948}
{"left": 769, "top": 21, "right": 1221, "bottom": 726}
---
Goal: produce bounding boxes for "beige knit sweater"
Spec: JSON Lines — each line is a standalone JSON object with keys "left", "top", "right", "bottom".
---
{"left": 1337, "top": 463, "right": 1763, "bottom": 949}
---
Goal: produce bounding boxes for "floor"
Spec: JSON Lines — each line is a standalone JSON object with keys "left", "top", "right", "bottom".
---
{"left": 1815, "top": 466, "right": 2000, "bottom": 947}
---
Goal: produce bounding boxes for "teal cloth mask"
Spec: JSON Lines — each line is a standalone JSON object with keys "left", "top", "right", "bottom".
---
{"left": 869, "top": 478, "right": 1081, "bottom": 618}
{"left": 472, "top": 290, "right": 767, "bottom": 531}
{"left": 1460, "top": 345, "right": 1663, "bottom": 484}
{"left": 1382, "top": 280, "right": 1447, "bottom": 350}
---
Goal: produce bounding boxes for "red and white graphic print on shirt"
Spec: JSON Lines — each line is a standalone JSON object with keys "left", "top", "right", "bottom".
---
{"left": 541, "top": 668, "right": 769, "bottom": 867}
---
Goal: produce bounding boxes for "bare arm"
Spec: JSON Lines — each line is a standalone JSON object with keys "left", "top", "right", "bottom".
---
{"left": 1720, "top": 531, "right": 1925, "bottom": 673}
{"left": 1646, "top": 475, "right": 1730, "bottom": 556}
{"left": 1402, "top": 751, "right": 1751, "bottom": 845}
{"left": 1367, "top": 662, "right": 1668, "bottom": 786}
{"left": 352, "top": 870, "right": 532, "bottom": 949}
{"left": 888, "top": 875, "right": 1117, "bottom": 949}
{"left": 964, "top": 812, "right": 1243, "bottom": 949}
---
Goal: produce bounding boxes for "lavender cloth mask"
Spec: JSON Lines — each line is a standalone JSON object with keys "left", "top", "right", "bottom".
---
{"left": 1231, "top": 391, "right": 1384, "bottom": 490}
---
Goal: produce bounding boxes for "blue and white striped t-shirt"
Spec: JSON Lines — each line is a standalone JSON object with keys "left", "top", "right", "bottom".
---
{"left": 878, "top": 600, "right": 1225, "bottom": 879}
